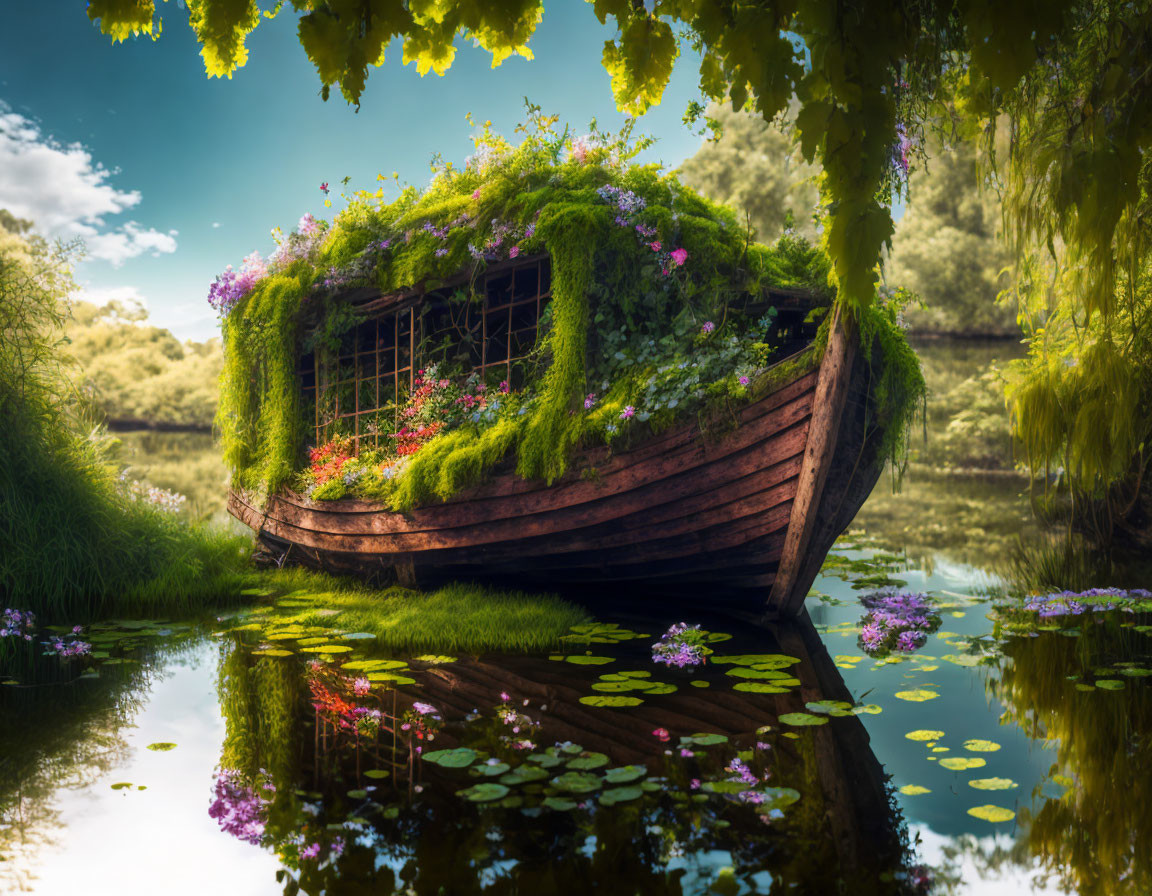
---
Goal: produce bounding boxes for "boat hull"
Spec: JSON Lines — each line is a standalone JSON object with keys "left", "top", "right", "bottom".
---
{"left": 229, "top": 318, "right": 886, "bottom": 614}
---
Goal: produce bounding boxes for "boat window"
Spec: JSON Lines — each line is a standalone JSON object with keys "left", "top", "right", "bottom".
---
{"left": 302, "top": 255, "right": 552, "bottom": 453}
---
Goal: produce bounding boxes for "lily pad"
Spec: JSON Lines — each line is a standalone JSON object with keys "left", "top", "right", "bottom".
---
{"left": 499, "top": 765, "right": 549, "bottom": 785}
{"left": 414, "top": 654, "right": 457, "bottom": 663}
{"left": 1095, "top": 679, "right": 1125, "bottom": 690}
{"left": 253, "top": 648, "right": 294, "bottom": 657}
{"left": 894, "top": 689, "right": 939, "bottom": 702}
{"left": 733, "top": 682, "right": 791, "bottom": 693}
{"left": 899, "top": 785, "right": 931, "bottom": 795}
{"left": 905, "top": 730, "right": 945, "bottom": 742}
{"left": 527, "top": 753, "right": 564, "bottom": 769}
{"left": 474, "top": 761, "right": 511, "bottom": 777}
{"left": 779, "top": 712, "right": 828, "bottom": 727}
{"left": 967, "top": 804, "right": 1016, "bottom": 823}
{"left": 347, "top": 789, "right": 369, "bottom": 799}
{"left": 711, "top": 654, "right": 800, "bottom": 667}
{"left": 542, "top": 796, "right": 579, "bottom": 811}
{"left": 962, "top": 739, "right": 1001, "bottom": 753}
{"left": 726, "top": 668, "right": 795, "bottom": 680}
{"left": 146, "top": 742, "right": 177, "bottom": 752}
{"left": 599, "top": 785, "right": 644, "bottom": 805}
{"left": 604, "top": 765, "right": 646, "bottom": 784}
{"left": 422, "top": 748, "right": 478, "bottom": 768}
{"left": 680, "top": 733, "right": 729, "bottom": 746}
{"left": 457, "top": 783, "right": 510, "bottom": 802}
{"left": 564, "top": 655, "right": 615, "bottom": 665}
{"left": 567, "top": 752, "right": 609, "bottom": 770}
{"left": 969, "top": 778, "right": 1018, "bottom": 790}
{"left": 940, "top": 757, "right": 987, "bottom": 771}
{"left": 367, "top": 672, "right": 416, "bottom": 685}
{"left": 363, "top": 769, "right": 390, "bottom": 779}
{"left": 579, "top": 695, "right": 643, "bottom": 707}
{"left": 343, "top": 659, "right": 408, "bottom": 671}
{"left": 690, "top": 680, "right": 711, "bottom": 688}
{"left": 110, "top": 782, "right": 135, "bottom": 790}
{"left": 340, "top": 632, "right": 377, "bottom": 640}
{"left": 551, "top": 772, "right": 602, "bottom": 794}
{"left": 301, "top": 644, "right": 354, "bottom": 654}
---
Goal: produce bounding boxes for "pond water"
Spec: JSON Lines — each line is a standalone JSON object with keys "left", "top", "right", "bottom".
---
{"left": 4, "top": 340, "right": 1150, "bottom": 895}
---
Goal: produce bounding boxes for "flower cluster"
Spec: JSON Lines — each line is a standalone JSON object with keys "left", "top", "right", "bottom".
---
{"left": 308, "top": 437, "right": 354, "bottom": 487}
{"left": 208, "top": 769, "right": 274, "bottom": 846}
{"left": 400, "top": 701, "right": 443, "bottom": 752}
{"left": 44, "top": 628, "right": 91, "bottom": 658}
{"left": 121, "top": 475, "right": 187, "bottom": 513}
{"left": 651, "top": 622, "right": 709, "bottom": 669}
{"left": 208, "top": 251, "right": 268, "bottom": 316}
{"left": 857, "top": 592, "right": 941, "bottom": 657}
{"left": 596, "top": 184, "right": 688, "bottom": 275}
{"left": 495, "top": 693, "right": 540, "bottom": 751}
{"left": 1021, "top": 587, "right": 1152, "bottom": 617}
{"left": 1, "top": 607, "right": 36, "bottom": 641}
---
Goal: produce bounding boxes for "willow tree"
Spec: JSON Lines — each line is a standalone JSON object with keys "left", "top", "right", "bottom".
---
{"left": 86, "top": 0, "right": 1152, "bottom": 540}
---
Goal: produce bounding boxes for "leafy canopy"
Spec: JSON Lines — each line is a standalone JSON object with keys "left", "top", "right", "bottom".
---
{"left": 85, "top": 0, "right": 1142, "bottom": 320}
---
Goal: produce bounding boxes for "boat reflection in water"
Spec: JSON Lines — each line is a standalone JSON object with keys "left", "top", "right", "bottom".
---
{"left": 216, "top": 610, "right": 930, "bottom": 895}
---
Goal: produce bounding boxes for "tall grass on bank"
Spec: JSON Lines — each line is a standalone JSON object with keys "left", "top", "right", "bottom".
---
{"left": 0, "top": 224, "right": 250, "bottom": 620}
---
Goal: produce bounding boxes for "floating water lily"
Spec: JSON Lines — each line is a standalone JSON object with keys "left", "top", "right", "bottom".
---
{"left": 651, "top": 622, "right": 709, "bottom": 668}
{"left": 857, "top": 592, "right": 941, "bottom": 657}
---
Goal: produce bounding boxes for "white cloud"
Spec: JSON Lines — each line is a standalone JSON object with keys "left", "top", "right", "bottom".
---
{"left": 72, "top": 284, "right": 149, "bottom": 312}
{"left": 212, "top": 221, "right": 221, "bottom": 228}
{"left": 0, "top": 108, "right": 177, "bottom": 266}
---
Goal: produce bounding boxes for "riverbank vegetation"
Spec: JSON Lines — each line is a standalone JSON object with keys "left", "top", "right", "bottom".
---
{"left": 0, "top": 213, "right": 249, "bottom": 619}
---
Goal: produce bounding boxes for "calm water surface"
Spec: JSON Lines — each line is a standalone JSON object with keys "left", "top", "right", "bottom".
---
{"left": 4, "top": 342, "right": 1149, "bottom": 895}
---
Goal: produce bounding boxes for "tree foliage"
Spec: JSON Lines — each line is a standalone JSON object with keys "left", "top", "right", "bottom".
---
{"left": 66, "top": 299, "right": 223, "bottom": 429}
{"left": 84, "top": 0, "right": 1137, "bottom": 317}
{"left": 677, "top": 102, "right": 821, "bottom": 244}
{"left": 887, "top": 137, "right": 1016, "bottom": 335}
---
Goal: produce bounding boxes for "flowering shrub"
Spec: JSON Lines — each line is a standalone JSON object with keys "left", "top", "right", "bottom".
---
{"left": 399, "top": 701, "right": 443, "bottom": 753}
{"left": 495, "top": 693, "right": 540, "bottom": 751}
{"left": 651, "top": 622, "right": 709, "bottom": 669}
{"left": 1, "top": 608, "right": 36, "bottom": 641}
{"left": 856, "top": 592, "right": 941, "bottom": 657}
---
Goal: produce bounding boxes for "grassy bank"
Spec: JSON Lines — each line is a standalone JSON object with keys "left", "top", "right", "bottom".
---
{"left": 243, "top": 569, "right": 591, "bottom": 654}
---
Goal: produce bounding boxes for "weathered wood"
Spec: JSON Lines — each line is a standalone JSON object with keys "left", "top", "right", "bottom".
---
{"left": 229, "top": 304, "right": 892, "bottom": 606}
{"left": 766, "top": 306, "right": 858, "bottom": 616}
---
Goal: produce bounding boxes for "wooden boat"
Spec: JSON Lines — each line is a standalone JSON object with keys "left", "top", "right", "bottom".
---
{"left": 229, "top": 253, "right": 889, "bottom": 617}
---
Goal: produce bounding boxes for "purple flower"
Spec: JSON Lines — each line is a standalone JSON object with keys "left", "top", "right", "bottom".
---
{"left": 300, "top": 842, "right": 321, "bottom": 860}
{"left": 584, "top": 393, "right": 596, "bottom": 410}
{"left": 620, "top": 405, "right": 635, "bottom": 420}
{"left": 651, "top": 622, "right": 707, "bottom": 668}
{"left": 353, "top": 677, "right": 371, "bottom": 696}
{"left": 509, "top": 245, "right": 520, "bottom": 258}
{"left": 739, "top": 375, "right": 750, "bottom": 386}
{"left": 208, "top": 770, "right": 269, "bottom": 846}
{"left": 412, "top": 701, "right": 440, "bottom": 717}
{"left": 435, "top": 247, "right": 448, "bottom": 257}
{"left": 701, "top": 321, "right": 715, "bottom": 334}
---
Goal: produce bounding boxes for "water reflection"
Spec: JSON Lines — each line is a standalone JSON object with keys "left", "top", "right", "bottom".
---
{"left": 989, "top": 615, "right": 1152, "bottom": 895}
{"left": 216, "top": 612, "right": 926, "bottom": 894}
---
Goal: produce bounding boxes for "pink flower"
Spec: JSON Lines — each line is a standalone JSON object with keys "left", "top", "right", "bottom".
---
{"left": 670, "top": 247, "right": 688, "bottom": 266}
{"left": 472, "top": 189, "right": 482, "bottom": 200}
{"left": 584, "top": 393, "right": 596, "bottom": 410}
{"left": 649, "top": 240, "right": 662, "bottom": 252}
{"left": 320, "top": 182, "right": 329, "bottom": 194}
{"left": 353, "top": 677, "right": 371, "bottom": 696}
{"left": 298, "top": 213, "right": 319, "bottom": 235}
{"left": 509, "top": 245, "right": 520, "bottom": 258}
{"left": 701, "top": 321, "right": 715, "bottom": 334}
{"left": 620, "top": 405, "right": 635, "bottom": 420}
{"left": 500, "top": 691, "right": 510, "bottom": 702}
{"left": 499, "top": 381, "right": 510, "bottom": 393}
{"left": 652, "top": 727, "right": 670, "bottom": 742}
{"left": 739, "top": 375, "right": 750, "bottom": 386}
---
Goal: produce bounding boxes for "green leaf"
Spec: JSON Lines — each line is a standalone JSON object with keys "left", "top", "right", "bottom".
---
{"left": 422, "top": 748, "right": 478, "bottom": 768}
{"left": 457, "top": 783, "right": 510, "bottom": 802}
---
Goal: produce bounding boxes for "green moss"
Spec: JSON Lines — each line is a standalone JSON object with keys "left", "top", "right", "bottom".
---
{"left": 216, "top": 128, "right": 918, "bottom": 508}
{"left": 251, "top": 568, "right": 591, "bottom": 653}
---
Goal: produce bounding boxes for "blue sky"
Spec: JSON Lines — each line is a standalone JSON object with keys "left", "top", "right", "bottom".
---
{"left": 0, "top": 5, "right": 708, "bottom": 341}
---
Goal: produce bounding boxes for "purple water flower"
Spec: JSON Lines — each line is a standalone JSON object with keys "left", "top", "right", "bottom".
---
{"left": 1, "top": 608, "right": 36, "bottom": 641}
{"left": 651, "top": 622, "right": 707, "bottom": 668}
{"left": 857, "top": 591, "right": 941, "bottom": 657}
{"left": 208, "top": 770, "right": 271, "bottom": 846}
